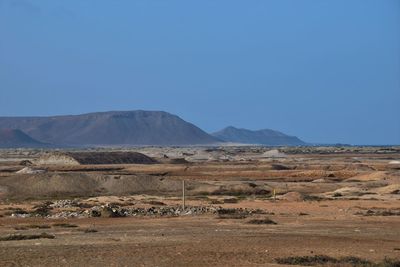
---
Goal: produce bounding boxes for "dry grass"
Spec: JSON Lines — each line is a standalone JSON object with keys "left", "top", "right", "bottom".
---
{"left": 275, "top": 255, "right": 400, "bottom": 266}
{"left": 247, "top": 218, "right": 277, "bottom": 225}
{"left": 0, "top": 233, "right": 55, "bottom": 241}
{"left": 14, "top": 224, "right": 51, "bottom": 230}
{"left": 83, "top": 228, "right": 98, "bottom": 233}
{"left": 216, "top": 208, "right": 248, "bottom": 219}
{"left": 52, "top": 223, "right": 78, "bottom": 228}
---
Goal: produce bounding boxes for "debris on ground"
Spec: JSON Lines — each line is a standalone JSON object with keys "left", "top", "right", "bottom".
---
{"left": 8, "top": 200, "right": 269, "bottom": 219}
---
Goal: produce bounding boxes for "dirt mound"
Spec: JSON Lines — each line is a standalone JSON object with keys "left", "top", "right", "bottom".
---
{"left": 388, "top": 161, "right": 400, "bottom": 170}
{"left": 345, "top": 171, "right": 387, "bottom": 182}
{"left": 37, "top": 153, "right": 79, "bottom": 165}
{"left": 373, "top": 184, "right": 400, "bottom": 194}
{"left": 38, "top": 152, "right": 158, "bottom": 165}
{"left": 280, "top": 192, "right": 305, "bottom": 201}
{"left": 68, "top": 152, "right": 158, "bottom": 165}
{"left": 330, "top": 186, "right": 369, "bottom": 197}
{"left": 345, "top": 163, "right": 375, "bottom": 171}
{"left": 0, "top": 173, "right": 182, "bottom": 199}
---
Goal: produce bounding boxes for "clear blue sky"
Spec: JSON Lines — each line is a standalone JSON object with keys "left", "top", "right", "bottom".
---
{"left": 0, "top": 0, "right": 399, "bottom": 145}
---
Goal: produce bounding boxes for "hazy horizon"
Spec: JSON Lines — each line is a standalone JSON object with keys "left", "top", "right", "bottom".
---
{"left": 0, "top": 0, "right": 399, "bottom": 145}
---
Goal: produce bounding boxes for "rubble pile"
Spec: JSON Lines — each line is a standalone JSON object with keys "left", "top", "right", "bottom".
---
{"left": 355, "top": 209, "right": 400, "bottom": 217}
{"left": 88, "top": 204, "right": 220, "bottom": 218}
{"left": 49, "top": 200, "right": 79, "bottom": 209}
{"left": 9, "top": 200, "right": 268, "bottom": 219}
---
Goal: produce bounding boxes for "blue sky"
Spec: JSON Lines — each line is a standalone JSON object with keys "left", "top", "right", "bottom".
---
{"left": 0, "top": 0, "right": 399, "bottom": 145}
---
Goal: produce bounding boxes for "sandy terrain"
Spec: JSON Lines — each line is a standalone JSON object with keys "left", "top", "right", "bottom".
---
{"left": 0, "top": 146, "right": 399, "bottom": 266}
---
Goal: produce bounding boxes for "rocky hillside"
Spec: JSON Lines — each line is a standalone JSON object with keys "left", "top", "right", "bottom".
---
{"left": 0, "top": 111, "right": 220, "bottom": 146}
{"left": 212, "top": 126, "right": 305, "bottom": 146}
{"left": 0, "top": 129, "right": 45, "bottom": 148}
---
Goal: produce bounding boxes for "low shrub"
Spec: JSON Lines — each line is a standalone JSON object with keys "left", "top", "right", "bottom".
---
{"left": 52, "top": 223, "right": 78, "bottom": 228}
{"left": 0, "top": 233, "right": 55, "bottom": 241}
{"left": 247, "top": 218, "right": 277, "bottom": 225}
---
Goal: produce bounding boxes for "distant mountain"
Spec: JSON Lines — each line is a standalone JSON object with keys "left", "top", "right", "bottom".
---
{"left": 0, "top": 129, "right": 45, "bottom": 148}
{"left": 0, "top": 111, "right": 220, "bottom": 146}
{"left": 212, "top": 126, "right": 306, "bottom": 146}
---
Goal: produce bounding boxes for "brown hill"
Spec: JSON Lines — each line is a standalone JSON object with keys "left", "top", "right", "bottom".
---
{"left": 0, "top": 111, "right": 220, "bottom": 146}
{"left": 212, "top": 126, "right": 305, "bottom": 146}
{"left": 0, "top": 129, "right": 45, "bottom": 148}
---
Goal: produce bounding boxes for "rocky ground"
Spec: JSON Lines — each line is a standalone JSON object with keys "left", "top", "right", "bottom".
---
{"left": 0, "top": 146, "right": 399, "bottom": 266}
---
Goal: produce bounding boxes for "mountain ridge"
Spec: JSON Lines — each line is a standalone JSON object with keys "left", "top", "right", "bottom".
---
{"left": 0, "top": 110, "right": 220, "bottom": 146}
{"left": 0, "top": 128, "right": 46, "bottom": 148}
{"left": 0, "top": 111, "right": 306, "bottom": 147}
{"left": 212, "top": 126, "right": 306, "bottom": 146}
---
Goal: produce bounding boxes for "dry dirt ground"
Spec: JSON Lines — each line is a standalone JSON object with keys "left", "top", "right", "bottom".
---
{"left": 0, "top": 146, "right": 399, "bottom": 266}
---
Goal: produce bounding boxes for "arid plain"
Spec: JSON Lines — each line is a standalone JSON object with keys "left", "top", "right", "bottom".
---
{"left": 0, "top": 146, "right": 399, "bottom": 266}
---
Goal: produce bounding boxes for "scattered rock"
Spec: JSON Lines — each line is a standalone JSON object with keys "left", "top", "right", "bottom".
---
{"left": 312, "top": 178, "right": 326, "bottom": 183}
{"left": 261, "top": 150, "right": 286, "bottom": 158}
{"left": 19, "top": 160, "right": 33, "bottom": 166}
{"left": 49, "top": 200, "right": 79, "bottom": 209}
{"left": 16, "top": 167, "right": 46, "bottom": 174}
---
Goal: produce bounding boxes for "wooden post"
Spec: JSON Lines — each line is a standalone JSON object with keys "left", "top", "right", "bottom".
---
{"left": 182, "top": 180, "right": 186, "bottom": 211}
